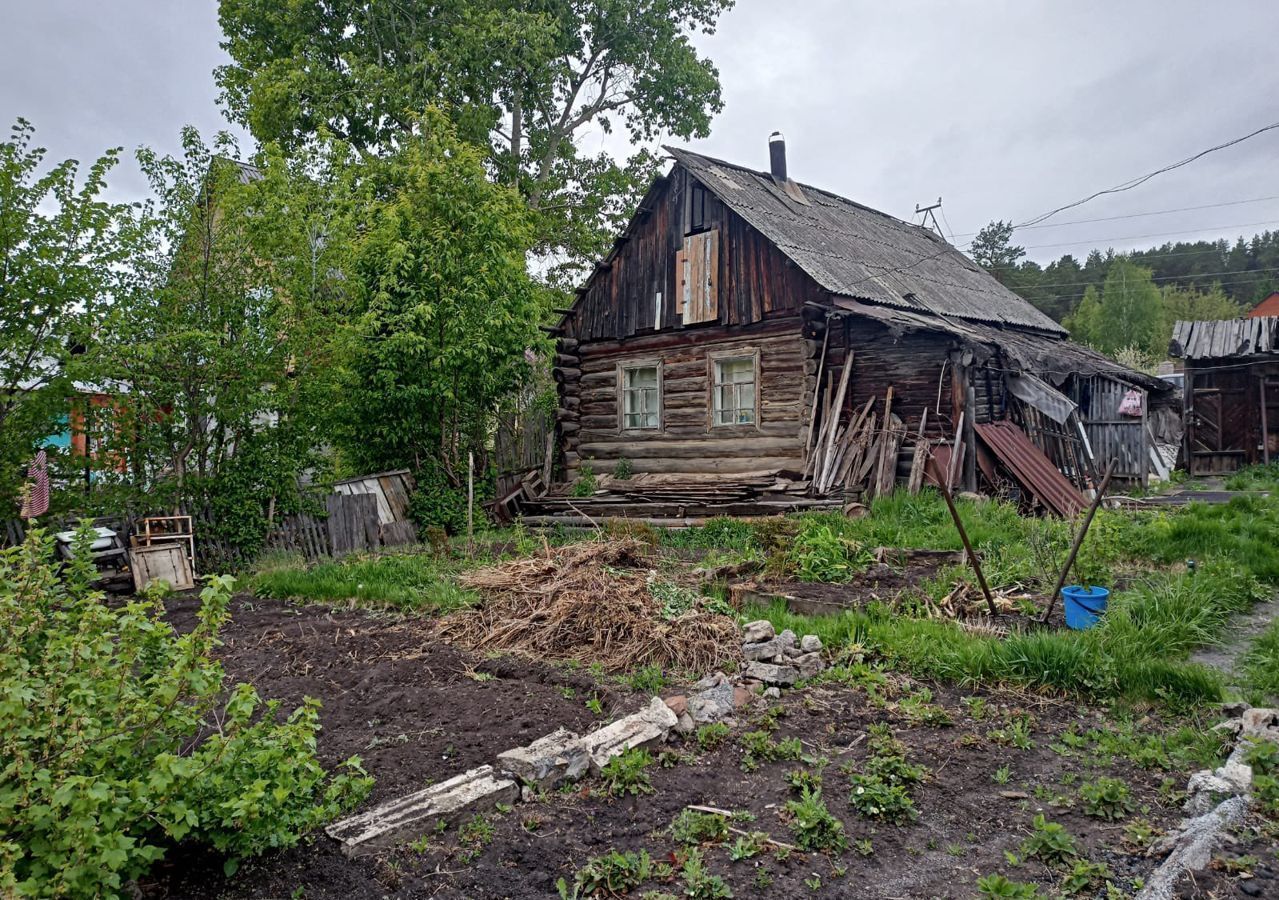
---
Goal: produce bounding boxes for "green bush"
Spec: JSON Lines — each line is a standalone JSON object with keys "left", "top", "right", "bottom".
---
{"left": 788, "top": 521, "right": 874, "bottom": 583}
{"left": 408, "top": 461, "right": 478, "bottom": 534}
{"left": 0, "top": 529, "right": 371, "bottom": 897}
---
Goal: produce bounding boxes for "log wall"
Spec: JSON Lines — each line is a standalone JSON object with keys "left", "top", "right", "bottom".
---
{"left": 564, "top": 322, "right": 808, "bottom": 478}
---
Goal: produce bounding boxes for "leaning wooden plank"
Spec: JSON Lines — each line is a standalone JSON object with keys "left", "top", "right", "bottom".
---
{"left": 908, "top": 409, "right": 930, "bottom": 494}
{"left": 802, "top": 325, "right": 831, "bottom": 462}
{"left": 817, "top": 351, "right": 854, "bottom": 490}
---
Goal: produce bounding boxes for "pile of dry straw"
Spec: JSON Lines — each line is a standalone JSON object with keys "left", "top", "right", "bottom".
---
{"left": 439, "top": 539, "right": 740, "bottom": 673}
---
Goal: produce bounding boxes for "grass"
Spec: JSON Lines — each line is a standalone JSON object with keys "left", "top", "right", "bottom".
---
{"left": 249, "top": 549, "right": 479, "bottom": 611}
{"left": 1225, "top": 462, "right": 1279, "bottom": 492}
{"left": 744, "top": 562, "right": 1264, "bottom": 706}
{"left": 1242, "top": 619, "right": 1279, "bottom": 704}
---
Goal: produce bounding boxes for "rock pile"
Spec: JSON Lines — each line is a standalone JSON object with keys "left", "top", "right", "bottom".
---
{"left": 740, "top": 619, "right": 826, "bottom": 685}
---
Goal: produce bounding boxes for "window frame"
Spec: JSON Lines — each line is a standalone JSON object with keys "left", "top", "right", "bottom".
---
{"left": 617, "top": 359, "right": 664, "bottom": 433}
{"left": 707, "top": 348, "right": 761, "bottom": 430}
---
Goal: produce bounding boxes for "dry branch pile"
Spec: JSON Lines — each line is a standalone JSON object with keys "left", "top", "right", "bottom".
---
{"left": 439, "top": 539, "right": 740, "bottom": 673}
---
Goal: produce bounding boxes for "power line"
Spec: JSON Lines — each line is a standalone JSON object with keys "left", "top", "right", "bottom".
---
{"left": 1015, "top": 265, "right": 1279, "bottom": 293}
{"left": 1016, "top": 119, "right": 1279, "bottom": 228}
{"left": 950, "top": 194, "right": 1279, "bottom": 239}
{"left": 1017, "top": 219, "right": 1279, "bottom": 251}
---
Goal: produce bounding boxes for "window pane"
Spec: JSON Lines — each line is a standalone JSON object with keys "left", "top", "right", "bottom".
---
{"left": 627, "top": 366, "right": 658, "bottom": 389}
{"left": 739, "top": 383, "right": 755, "bottom": 413}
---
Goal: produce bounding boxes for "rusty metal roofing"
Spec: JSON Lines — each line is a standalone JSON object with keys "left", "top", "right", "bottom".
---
{"left": 975, "top": 421, "right": 1087, "bottom": 517}
{"left": 1169, "top": 316, "right": 1279, "bottom": 361}
{"left": 665, "top": 146, "right": 1067, "bottom": 336}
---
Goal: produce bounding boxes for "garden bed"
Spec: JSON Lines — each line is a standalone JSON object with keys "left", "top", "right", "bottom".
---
{"left": 139, "top": 593, "right": 1277, "bottom": 900}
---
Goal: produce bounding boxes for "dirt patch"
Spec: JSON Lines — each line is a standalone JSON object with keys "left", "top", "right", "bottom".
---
{"left": 144, "top": 593, "right": 627, "bottom": 898}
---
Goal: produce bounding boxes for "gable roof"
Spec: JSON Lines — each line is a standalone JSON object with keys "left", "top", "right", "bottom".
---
{"left": 665, "top": 146, "right": 1066, "bottom": 336}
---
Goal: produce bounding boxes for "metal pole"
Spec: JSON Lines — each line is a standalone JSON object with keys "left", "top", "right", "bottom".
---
{"left": 937, "top": 478, "right": 999, "bottom": 618}
{"left": 1041, "top": 458, "right": 1117, "bottom": 624}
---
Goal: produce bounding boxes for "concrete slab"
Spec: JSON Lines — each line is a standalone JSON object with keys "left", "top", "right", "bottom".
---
{"left": 496, "top": 727, "right": 590, "bottom": 788}
{"left": 326, "top": 765, "right": 517, "bottom": 857}
{"left": 580, "top": 697, "right": 677, "bottom": 771}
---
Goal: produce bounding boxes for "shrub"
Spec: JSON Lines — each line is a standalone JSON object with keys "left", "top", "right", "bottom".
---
{"left": 0, "top": 529, "right": 371, "bottom": 897}
{"left": 785, "top": 787, "right": 848, "bottom": 853}
{"left": 408, "top": 461, "right": 474, "bottom": 533}
{"left": 788, "top": 522, "right": 874, "bottom": 583}
{"left": 976, "top": 874, "right": 1041, "bottom": 898}
{"left": 560, "top": 848, "right": 655, "bottom": 897}
{"left": 1079, "top": 777, "right": 1135, "bottom": 820}
{"left": 1020, "top": 815, "right": 1078, "bottom": 866}
{"left": 681, "top": 848, "right": 733, "bottom": 899}
{"left": 670, "top": 809, "right": 729, "bottom": 845}
{"left": 696, "top": 722, "right": 732, "bottom": 752}
{"left": 572, "top": 460, "right": 598, "bottom": 497}
{"left": 599, "top": 747, "right": 654, "bottom": 797}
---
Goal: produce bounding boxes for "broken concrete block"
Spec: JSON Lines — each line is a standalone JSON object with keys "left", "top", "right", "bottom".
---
{"left": 763, "top": 686, "right": 782, "bottom": 700}
{"left": 581, "top": 697, "right": 678, "bottom": 771}
{"left": 1241, "top": 707, "right": 1279, "bottom": 736}
{"left": 742, "top": 620, "right": 775, "bottom": 643}
{"left": 495, "top": 727, "right": 590, "bottom": 788}
{"left": 326, "top": 765, "right": 517, "bottom": 857}
{"left": 793, "top": 651, "right": 825, "bottom": 679}
{"left": 800, "top": 634, "right": 823, "bottom": 653}
{"left": 743, "top": 660, "right": 800, "bottom": 687}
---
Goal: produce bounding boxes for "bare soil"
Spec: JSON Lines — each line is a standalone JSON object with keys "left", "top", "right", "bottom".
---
{"left": 141, "top": 595, "right": 1275, "bottom": 899}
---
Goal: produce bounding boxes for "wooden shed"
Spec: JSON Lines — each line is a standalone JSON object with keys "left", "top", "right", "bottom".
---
{"left": 1170, "top": 316, "right": 1279, "bottom": 473}
{"left": 528, "top": 137, "right": 1165, "bottom": 522}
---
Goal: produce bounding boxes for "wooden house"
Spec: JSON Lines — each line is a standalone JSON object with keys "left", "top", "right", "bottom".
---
{"left": 1170, "top": 316, "right": 1279, "bottom": 473}
{"left": 1248, "top": 291, "right": 1279, "bottom": 319}
{"left": 528, "top": 137, "right": 1168, "bottom": 522}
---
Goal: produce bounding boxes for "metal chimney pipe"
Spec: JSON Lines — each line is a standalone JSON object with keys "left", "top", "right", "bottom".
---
{"left": 769, "top": 131, "right": 787, "bottom": 182}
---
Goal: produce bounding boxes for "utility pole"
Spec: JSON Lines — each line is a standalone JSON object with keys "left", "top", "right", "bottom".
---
{"left": 915, "top": 197, "right": 946, "bottom": 240}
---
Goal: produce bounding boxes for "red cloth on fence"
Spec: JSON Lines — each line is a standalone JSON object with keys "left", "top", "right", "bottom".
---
{"left": 20, "top": 449, "right": 49, "bottom": 519}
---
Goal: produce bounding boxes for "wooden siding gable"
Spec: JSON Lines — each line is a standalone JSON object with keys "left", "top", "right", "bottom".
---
{"left": 676, "top": 230, "right": 719, "bottom": 325}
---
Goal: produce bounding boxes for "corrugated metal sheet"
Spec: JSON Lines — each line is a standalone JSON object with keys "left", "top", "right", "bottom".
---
{"left": 1170, "top": 316, "right": 1279, "bottom": 361}
{"left": 665, "top": 146, "right": 1067, "bottom": 335}
{"left": 976, "top": 421, "right": 1087, "bottom": 517}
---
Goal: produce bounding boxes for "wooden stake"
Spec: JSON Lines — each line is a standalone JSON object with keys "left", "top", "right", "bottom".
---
{"left": 467, "top": 450, "right": 475, "bottom": 555}
{"left": 937, "top": 477, "right": 999, "bottom": 618}
{"left": 1041, "top": 458, "right": 1117, "bottom": 624}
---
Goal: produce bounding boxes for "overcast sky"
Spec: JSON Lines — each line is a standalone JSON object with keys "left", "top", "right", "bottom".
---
{"left": 3, "top": 0, "right": 1278, "bottom": 267}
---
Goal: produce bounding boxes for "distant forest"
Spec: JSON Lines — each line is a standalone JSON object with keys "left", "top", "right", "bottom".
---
{"left": 970, "top": 223, "right": 1279, "bottom": 359}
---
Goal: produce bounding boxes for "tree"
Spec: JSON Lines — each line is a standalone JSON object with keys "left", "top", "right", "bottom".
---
{"left": 1092, "top": 259, "right": 1164, "bottom": 355}
{"left": 1156, "top": 284, "right": 1242, "bottom": 355}
{"left": 0, "top": 120, "right": 133, "bottom": 510}
{"left": 333, "top": 109, "right": 547, "bottom": 496}
{"left": 968, "top": 220, "right": 1025, "bottom": 279}
{"left": 95, "top": 129, "right": 354, "bottom": 556}
{"left": 215, "top": 0, "right": 734, "bottom": 279}
{"left": 1063, "top": 285, "right": 1103, "bottom": 346}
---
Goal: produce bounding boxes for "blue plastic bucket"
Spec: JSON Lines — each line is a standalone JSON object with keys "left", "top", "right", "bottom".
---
{"left": 1062, "top": 585, "right": 1109, "bottom": 630}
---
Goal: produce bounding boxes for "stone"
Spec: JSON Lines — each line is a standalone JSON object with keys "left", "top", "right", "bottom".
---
{"left": 777, "top": 629, "right": 797, "bottom": 652}
{"left": 742, "top": 638, "right": 786, "bottom": 662}
{"left": 495, "top": 727, "right": 590, "bottom": 788}
{"left": 1138, "top": 796, "right": 1249, "bottom": 900}
{"left": 742, "top": 661, "right": 800, "bottom": 687}
{"left": 800, "top": 635, "right": 823, "bottom": 653}
{"left": 1217, "top": 759, "right": 1253, "bottom": 793}
{"left": 674, "top": 712, "right": 696, "bottom": 735}
{"left": 688, "top": 681, "right": 736, "bottom": 724}
{"left": 1241, "top": 707, "right": 1279, "bottom": 736}
{"left": 742, "top": 620, "right": 776, "bottom": 643}
{"left": 763, "top": 687, "right": 782, "bottom": 700}
{"left": 580, "top": 697, "right": 678, "bottom": 771}
{"left": 782, "top": 645, "right": 803, "bottom": 659}
{"left": 326, "top": 765, "right": 518, "bottom": 857}
{"left": 663, "top": 695, "right": 689, "bottom": 717}
{"left": 732, "top": 685, "right": 753, "bottom": 708}
{"left": 792, "top": 651, "right": 825, "bottom": 679}
{"left": 692, "top": 672, "right": 727, "bottom": 692}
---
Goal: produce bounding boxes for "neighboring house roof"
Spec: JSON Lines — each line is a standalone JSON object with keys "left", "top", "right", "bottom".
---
{"left": 664, "top": 146, "right": 1067, "bottom": 336}
{"left": 1170, "top": 316, "right": 1279, "bottom": 361}
{"left": 1247, "top": 291, "right": 1279, "bottom": 318}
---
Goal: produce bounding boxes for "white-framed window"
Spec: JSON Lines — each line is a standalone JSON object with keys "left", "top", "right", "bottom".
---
{"left": 621, "top": 364, "right": 661, "bottom": 430}
{"left": 712, "top": 354, "right": 757, "bottom": 426}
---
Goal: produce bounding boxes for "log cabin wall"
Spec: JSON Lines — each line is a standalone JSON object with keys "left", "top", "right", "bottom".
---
{"left": 565, "top": 323, "right": 808, "bottom": 478}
